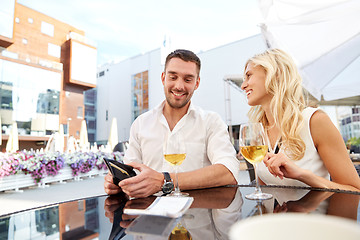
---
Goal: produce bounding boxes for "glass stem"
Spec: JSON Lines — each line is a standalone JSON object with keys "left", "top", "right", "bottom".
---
{"left": 253, "top": 163, "right": 262, "bottom": 194}
{"left": 174, "top": 165, "right": 180, "bottom": 193}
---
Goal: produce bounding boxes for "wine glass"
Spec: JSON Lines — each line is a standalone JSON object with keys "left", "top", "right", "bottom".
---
{"left": 164, "top": 132, "right": 189, "bottom": 197}
{"left": 239, "top": 122, "right": 272, "bottom": 200}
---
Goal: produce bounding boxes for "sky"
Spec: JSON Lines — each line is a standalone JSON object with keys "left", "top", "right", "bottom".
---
{"left": 17, "top": 0, "right": 263, "bottom": 67}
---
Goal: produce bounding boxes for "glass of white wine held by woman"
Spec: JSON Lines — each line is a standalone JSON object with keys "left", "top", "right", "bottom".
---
{"left": 239, "top": 122, "right": 272, "bottom": 200}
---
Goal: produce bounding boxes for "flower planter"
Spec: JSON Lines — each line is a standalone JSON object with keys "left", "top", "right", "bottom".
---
{"left": 42, "top": 166, "right": 74, "bottom": 184}
{"left": 0, "top": 173, "right": 36, "bottom": 192}
{"left": 0, "top": 150, "right": 117, "bottom": 192}
{"left": 0, "top": 167, "right": 108, "bottom": 192}
{"left": 79, "top": 168, "right": 107, "bottom": 179}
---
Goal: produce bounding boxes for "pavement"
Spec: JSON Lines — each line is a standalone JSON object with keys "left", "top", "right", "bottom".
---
{"left": 0, "top": 165, "right": 251, "bottom": 217}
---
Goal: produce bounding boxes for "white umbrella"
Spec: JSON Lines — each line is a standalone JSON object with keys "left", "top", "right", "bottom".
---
{"left": 79, "top": 120, "right": 89, "bottom": 151}
{"left": 108, "top": 117, "right": 118, "bottom": 152}
{"left": 52, "top": 124, "right": 65, "bottom": 152}
{"left": 5, "top": 127, "right": 12, "bottom": 152}
{"left": 12, "top": 122, "right": 19, "bottom": 152}
{"left": 259, "top": 0, "right": 360, "bottom": 103}
{"left": 0, "top": 118, "right": 2, "bottom": 146}
{"left": 58, "top": 124, "right": 65, "bottom": 152}
{"left": 6, "top": 122, "right": 19, "bottom": 153}
{"left": 45, "top": 133, "right": 55, "bottom": 152}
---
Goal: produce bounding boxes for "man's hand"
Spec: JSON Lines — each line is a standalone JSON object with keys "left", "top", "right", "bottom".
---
{"left": 104, "top": 196, "right": 125, "bottom": 223}
{"left": 104, "top": 172, "right": 123, "bottom": 195}
{"left": 104, "top": 195, "right": 135, "bottom": 229}
{"left": 125, "top": 196, "right": 156, "bottom": 210}
{"left": 119, "top": 162, "right": 164, "bottom": 198}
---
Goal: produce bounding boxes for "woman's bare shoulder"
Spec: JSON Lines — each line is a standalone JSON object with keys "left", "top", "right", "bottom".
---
{"left": 309, "top": 109, "right": 340, "bottom": 146}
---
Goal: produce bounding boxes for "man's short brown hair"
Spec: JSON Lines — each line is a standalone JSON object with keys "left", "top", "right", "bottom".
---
{"left": 165, "top": 49, "right": 201, "bottom": 76}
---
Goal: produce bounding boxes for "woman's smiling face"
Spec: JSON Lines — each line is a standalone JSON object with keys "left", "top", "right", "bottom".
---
{"left": 241, "top": 62, "right": 272, "bottom": 107}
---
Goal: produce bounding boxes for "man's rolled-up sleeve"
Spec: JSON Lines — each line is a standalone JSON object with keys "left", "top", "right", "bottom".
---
{"left": 206, "top": 113, "right": 240, "bottom": 183}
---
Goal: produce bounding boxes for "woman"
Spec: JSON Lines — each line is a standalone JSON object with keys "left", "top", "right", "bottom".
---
{"left": 241, "top": 48, "right": 360, "bottom": 191}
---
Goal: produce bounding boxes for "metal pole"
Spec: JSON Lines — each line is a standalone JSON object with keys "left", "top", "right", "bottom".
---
{"left": 224, "top": 80, "right": 234, "bottom": 144}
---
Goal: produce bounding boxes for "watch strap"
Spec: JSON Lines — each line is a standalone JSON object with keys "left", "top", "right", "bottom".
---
{"left": 163, "top": 172, "right": 172, "bottom": 183}
{"left": 161, "top": 172, "right": 173, "bottom": 195}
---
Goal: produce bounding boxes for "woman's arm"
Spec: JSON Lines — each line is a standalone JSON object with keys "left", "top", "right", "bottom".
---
{"left": 307, "top": 110, "right": 360, "bottom": 191}
{"left": 263, "top": 110, "right": 360, "bottom": 191}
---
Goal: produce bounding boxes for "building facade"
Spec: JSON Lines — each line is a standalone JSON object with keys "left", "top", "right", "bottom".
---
{"left": 0, "top": 1, "right": 97, "bottom": 151}
{"left": 95, "top": 34, "right": 266, "bottom": 143}
{"left": 340, "top": 107, "right": 360, "bottom": 142}
{"left": 84, "top": 88, "right": 97, "bottom": 143}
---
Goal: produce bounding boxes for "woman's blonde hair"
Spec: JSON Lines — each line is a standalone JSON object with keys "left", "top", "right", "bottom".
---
{"left": 245, "top": 48, "right": 306, "bottom": 160}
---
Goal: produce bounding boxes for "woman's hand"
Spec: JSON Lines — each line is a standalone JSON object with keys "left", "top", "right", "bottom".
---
{"left": 263, "top": 152, "right": 305, "bottom": 180}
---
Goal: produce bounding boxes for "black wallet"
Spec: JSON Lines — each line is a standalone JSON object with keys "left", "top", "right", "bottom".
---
{"left": 104, "top": 158, "right": 137, "bottom": 185}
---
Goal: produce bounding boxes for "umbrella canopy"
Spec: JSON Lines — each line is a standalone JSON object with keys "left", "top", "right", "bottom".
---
{"left": 55, "top": 124, "right": 65, "bottom": 152}
{"left": 79, "top": 120, "right": 89, "bottom": 151}
{"left": 6, "top": 122, "right": 19, "bottom": 153}
{"left": 108, "top": 117, "right": 119, "bottom": 152}
{"left": 259, "top": 0, "right": 360, "bottom": 103}
{"left": 0, "top": 118, "right": 2, "bottom": 146}
{"left": 5, "top": 127, "right": 12, "bottom": 152}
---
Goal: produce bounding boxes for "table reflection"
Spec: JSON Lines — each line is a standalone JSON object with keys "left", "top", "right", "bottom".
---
{"left": 260, "top": 187, "right": 360, "bottom": 221}
{"left": 0, "top": 186, "right": 359, "bottom": 240}
{"left": 104, "top": 187, "right": 243, "bottom": 240}
{"left": 0, "top": 198, "right": 100, "bottom": 240}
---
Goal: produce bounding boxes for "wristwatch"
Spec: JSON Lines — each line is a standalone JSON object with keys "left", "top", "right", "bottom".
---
{"left": 161, "top": 172, "right": 174, "bottom": 195}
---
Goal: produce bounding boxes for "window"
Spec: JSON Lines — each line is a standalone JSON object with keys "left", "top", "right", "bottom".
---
{"left": 15, "top": 17, "right": 19, "bottom": 23}
{"left": 77, "top": 106, "right": 83, "bottom": 118}
{"left": 28, "top": 18, "right": 33, "bottom": 24}
{"left": 346, "top": 117, "right": 351, "bottom": 124}
{"left": 88, "top": 133, "right": 95, "bottom": 142}
{"left": 22, "top": 38, "right": 28, "bottom": 45}
{"left": 48, "top": 43, "right": 61, "bottom": 58}
{"left": 85, "top": 106, "right": 95, "bottom": 117}
{"left": 99, "top": 71, "right": 105, "bottom": 77}
{"left": 41, "top": 21, "right": 54, "bottom": 37}
{"left": 88, "top": 120, "right": 96, "bottom": 129}
{"left": 0, "top": 82, "right": 13, "bottom": 110}
{"left": 36, "top": 89, "right": 60, "bottom": 114}
{"left": 132, "top": 71, "right": 149, "bottom": 120}
{"left": 0, "top": 59, "right": 61, "bottom": 136}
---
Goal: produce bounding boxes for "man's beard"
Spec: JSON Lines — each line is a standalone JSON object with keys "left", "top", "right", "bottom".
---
{"left": 165, "top": 91, "right": 192, "bottom": 109}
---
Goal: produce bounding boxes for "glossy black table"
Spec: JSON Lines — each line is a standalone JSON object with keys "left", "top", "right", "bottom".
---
{"left": 0, "top": 185, "right": 359, "bottom": 240}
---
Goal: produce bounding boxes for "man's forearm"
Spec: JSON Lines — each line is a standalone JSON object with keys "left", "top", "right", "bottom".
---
{"left": 173, "top": 164, "right": 237, "bottom": 190}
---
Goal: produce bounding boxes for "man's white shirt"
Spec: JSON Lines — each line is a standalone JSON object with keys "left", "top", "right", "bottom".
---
{"left": 124, "top": 101, "right": 239, "bottom": 183}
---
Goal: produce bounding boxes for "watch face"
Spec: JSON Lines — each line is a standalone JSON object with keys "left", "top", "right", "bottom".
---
{"left": 162, "top": 182, "right": 174, "bottom": 194}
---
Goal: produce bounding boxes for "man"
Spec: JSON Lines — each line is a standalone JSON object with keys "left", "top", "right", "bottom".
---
{"left": 104, "top": 49, "right": 239, "bottom": 198}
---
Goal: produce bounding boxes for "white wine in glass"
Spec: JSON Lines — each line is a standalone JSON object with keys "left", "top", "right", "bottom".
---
{"left": 164, "top": 133, "right": 189, "bottom": 197}
{"left": 240, "top": 145, "right": 268, "bottom": 165}
{"left": 239, "top": 122, "right": 272, "bottom": 200}
{"left": 168, "top": 222, "right": 192, "bottom": 240}
{"left": 164, "top": 154, "right": 186, "bottom": 166}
